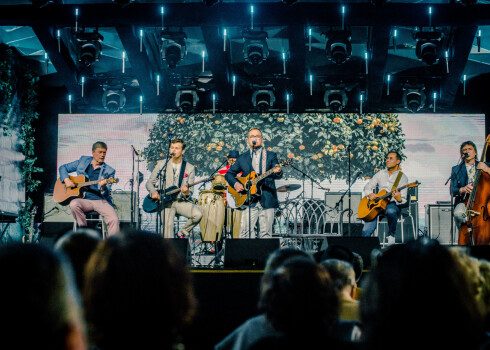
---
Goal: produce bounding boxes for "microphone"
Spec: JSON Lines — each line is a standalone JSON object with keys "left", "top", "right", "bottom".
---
{"left": 463, "top": 152, "right": 469, "bottom": 159}
{"left": 131, "top": 145, "right": 140, "bottom": 156}
{"left": 169, "top": 152, "right": 175, "bottom": 156}
{"left": 354, "top": 171, "right": 363, "bottom": 180}
{"left": 252, "top": 140, "right": 256, "bottom": 145}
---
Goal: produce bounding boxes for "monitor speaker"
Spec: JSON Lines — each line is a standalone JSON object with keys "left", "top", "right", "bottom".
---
{"left": 166, "top": 238, "right": 190, "bottom": 265}
{"left": 224, "top": 238, "right": 280, "bottom": 269}
{"left": 426, "top": 204, "right": 456, "bottom": 245}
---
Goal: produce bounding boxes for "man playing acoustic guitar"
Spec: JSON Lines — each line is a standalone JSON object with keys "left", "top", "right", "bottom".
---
{"left": 361, "top": 151, "right": 408, "bottom": 245}
{"left": 146, "top": 138, "right": 202, "bottom": 239}
{"left": 225, "top": 128, "right": 282, "bottom": 239}
{"left": 58, "top": 141, "right": 120, "bottom": 236}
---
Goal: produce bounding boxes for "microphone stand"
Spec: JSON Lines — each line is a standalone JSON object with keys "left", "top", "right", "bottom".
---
{"left": 130, "top": 145, "right": 140, "bottom": 229}
{"left": 347, "top": 144, "right": 352, "bottom": 236}
{"left": 336, "top": 171, "right": 362, "bottom": 236}
{"left": 155, "top": 138, "right": 173, "bottom": 237}
{"left": 445, "top": 155, "right": 465, "bottom": 244}
{"left": 290, "top": 164, "right": 330, "bottom": 195}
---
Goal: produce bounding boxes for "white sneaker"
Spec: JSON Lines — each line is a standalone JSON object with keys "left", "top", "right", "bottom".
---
{"left": 386, "top": 235, "right": 396, "bottom": 246}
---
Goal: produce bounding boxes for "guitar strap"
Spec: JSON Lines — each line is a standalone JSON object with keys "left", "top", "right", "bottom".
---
{"left": 391, "top": 171, "right": 404, "bottom": 192}
{"left": 178, "top": 160, "right": 187, "bottom": 188}
{"left": 261, "top": 149, "right": 267, "bottom": 175}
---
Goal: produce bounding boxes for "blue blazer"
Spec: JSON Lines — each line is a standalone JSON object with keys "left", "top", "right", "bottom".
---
{"left": 225, "top": 149, "right": 283, "bottom": 209}
{"left": 59, "top": 156, "right": 116, "bottom": 206}
{"left": 450, "top": 160, "right": 489, "bottom": 205}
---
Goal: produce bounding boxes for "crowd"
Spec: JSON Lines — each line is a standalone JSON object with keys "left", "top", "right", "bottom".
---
{"left": 1, "top": 230, "right": 489, "bottom": 350}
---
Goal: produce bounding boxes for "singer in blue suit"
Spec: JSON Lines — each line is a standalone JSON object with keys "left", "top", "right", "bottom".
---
{"left": 225, "top": 128, "right": 283, "bottom": 238}
{"left": 450, "top": 141, "right": 490, "bottom": 237}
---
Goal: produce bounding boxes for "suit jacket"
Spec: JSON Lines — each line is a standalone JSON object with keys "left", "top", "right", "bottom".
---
{"left": 225, "top": 149, "right": 283, "bottom": 209}
{"left": 146, "top": 159, "right": 196, "bottom": 200}
{"left": 58, "top": 156, "right": 115, "bottom": 206}
{"left": 450, "top": 160, "right": 490, "bottom": 205}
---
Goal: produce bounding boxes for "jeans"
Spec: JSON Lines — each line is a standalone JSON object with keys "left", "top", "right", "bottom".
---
{"left": 362, "top": 202, "right": 401, "bottom": 238}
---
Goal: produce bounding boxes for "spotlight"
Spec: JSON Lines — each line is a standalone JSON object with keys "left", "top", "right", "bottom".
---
{"left": 325, "top": 30, "right": 352, "bottom": 65}
{"left": 102, "top": 88, "right": 126, "bottom": 113}
{"left": 112, "top": 0, "right": 133, "bottom": 7}
{"left": 243, "top": 30, "right": 269, "bottom": 65}
{"left": 74, "top": 28, "right": 103, "bottom": 68}
{"left": 161, "top": 30, "right": 187, "bottom": 69}
{"left": 251, "top": 84, "right": 275, "bottom": 112}
{"left": 30, "top": 0, "right": 62, "bottom": 8}
{"left": 323, "top": 84, "right": 348, "bottom": 112}
{"left": 415, "top": 30, "right": 442, "bottom": 66}
{"left": 175, "top": 86, "right": 199, "bottom": 112}
{"left": 203, "top": 0, "right": 219, "bottom": 5}
{"left": 402, "top": 82, "right": 426, "bottom": 113}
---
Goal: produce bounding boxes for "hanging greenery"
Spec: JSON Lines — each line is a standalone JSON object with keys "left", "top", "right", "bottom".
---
{"left": 143, "top": 113, "right": 405, "bottom": 182}
{"left": 0, "top": 46, "right": 43, "bottom": 237}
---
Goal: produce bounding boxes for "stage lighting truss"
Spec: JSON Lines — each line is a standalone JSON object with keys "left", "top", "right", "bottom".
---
{"left": 161, "top": 30, "right": 187, "bottom": 69}
{"left": 323, "top": 84, "right": 348, "bottom": 112}
{"left": 251, "top": 84, "right": 275, "bottom": 112}
{"left": 243, "top": 30, "right": 270, "bottom": 65}
{"left": 175, "top": 86, "right": 199, "bottom": 112}
{"left": 102, "top": 87, "right": 126, "bottom": 113}
{"left": 74, "top": 28, "right": 104, "bottom": 68}
{"left": 415, "top": 30, "right": 443, "bottom": 66}
{"left": 402, "top": 82, "right": 426, "bottom": 113}
{"left": 325, "top": 30, "right": 352, "bottom": 65}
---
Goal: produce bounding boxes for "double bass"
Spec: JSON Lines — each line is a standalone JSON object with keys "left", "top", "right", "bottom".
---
{"left": 459, "top": 135, "right": 490, "bottom": 245}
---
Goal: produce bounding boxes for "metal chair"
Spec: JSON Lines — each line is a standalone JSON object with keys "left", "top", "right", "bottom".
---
{"left": 73, "top": 211, "right": 107, "bottom": 239}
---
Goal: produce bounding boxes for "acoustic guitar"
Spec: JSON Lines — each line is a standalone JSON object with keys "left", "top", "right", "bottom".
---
{"left": 53, "top": 175, "right": 119, "bottom": 206}
{"left": 357, "top": 181, "right": 420, "bottom": 222}
{"left": 142, "top": 177, "right": 212, "bottom": 213}
{"left": 227, "top": 159, "right": 293, "bottom": 209}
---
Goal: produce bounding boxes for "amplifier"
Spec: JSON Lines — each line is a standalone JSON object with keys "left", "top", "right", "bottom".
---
{"left": 426, "top": 204, "right": 457, "bottom": 245}
{"left": 43, "top": 192, "right": 137, "bottom": 223}
{"left": 325, "top": 192, "right": 362, "bottom": 222}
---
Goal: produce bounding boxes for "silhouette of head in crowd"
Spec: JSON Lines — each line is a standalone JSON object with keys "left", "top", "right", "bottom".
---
{"left": 321, "top": 244, "right": 363, "bottom": 282}
{"left": 0, "top": 243, "right": 86, "bottom": 350}
{"left": 361, "top": 238, "right": 484, "bottom": 350}
{"left": 54, "top": 228, "right": 101, "bottom": 292}
{"left": 83, "top": 230, "right": 196, "bottom": 350}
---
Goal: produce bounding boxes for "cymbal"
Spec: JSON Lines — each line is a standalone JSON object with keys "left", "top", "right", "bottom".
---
{"left": 277, "top": 184, "right": 301, "bottom": 192}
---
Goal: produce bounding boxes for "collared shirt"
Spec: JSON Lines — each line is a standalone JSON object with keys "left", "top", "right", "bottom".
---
{"left": 465, "top": 163, "right": 476, "bottom": 184}
{"left": 84, "top": 163, "right": 104, "bottom": 200}
{"left": 362, "top": 168, "right": 408, "bottom": 205}
{"left": 250, "top": 147, "right": 263, "bottom": 174}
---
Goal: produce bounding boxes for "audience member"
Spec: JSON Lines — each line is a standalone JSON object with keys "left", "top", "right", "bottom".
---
{"left": 215, "top": 248, "right": 314, "bottom": 350}
{"left": 54, "top": 228, "right": 101, "bottom": 292}
{"left": 361, "top": 238, "right": 485, "bottom": 350}
{"left": 0, "top": 243, "right": 86, "bottom": 350}
{"left": 321, "top": 259, "right": 360, "bottom": 322}
{"left": 83, "top": 230, "right": 196, "bottom": 350}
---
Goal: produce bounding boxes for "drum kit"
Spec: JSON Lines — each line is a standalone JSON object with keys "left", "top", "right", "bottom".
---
{"left": 197, "top": 175, "right": 303, "bottom": 242}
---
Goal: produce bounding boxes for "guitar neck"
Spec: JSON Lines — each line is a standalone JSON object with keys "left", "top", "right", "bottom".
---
{"left": 379, "top": 183, "right": 412, "bottom": 200}
{"left": 252, "top": 163, "right": 287, "bottom": 184}
{"left": 77, "top": 179, "right": 105, "bottom": 188}
{"left": 165, "top": 177, "right": 210, "bottom": 195}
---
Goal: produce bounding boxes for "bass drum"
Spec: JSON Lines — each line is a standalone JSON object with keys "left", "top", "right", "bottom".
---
{"left": 198, "top": 190, "right": 225, "bottom": 241}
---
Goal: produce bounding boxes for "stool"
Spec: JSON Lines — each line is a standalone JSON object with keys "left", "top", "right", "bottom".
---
{"left": 73, "top": 211, "right": 107, "bottom": 239}
{"left": 376, "top": 209, "right": 416, "bottom": 246}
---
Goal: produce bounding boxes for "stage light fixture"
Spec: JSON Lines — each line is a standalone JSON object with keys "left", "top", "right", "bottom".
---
{"left": 102, "top": 88, "right": 126, "bottom": 113}
{"left": 203, "top": 0, "right": 219, "bottom": 6}
{"left": 282, "top": 0, "right": 298, "bottom": 5}
{"left": 30, "top": 0, "right": 62, "bottom": 8}
{"left": 325, "top": 30, "right": 352, "bottom": 65}
{"left": 74, "top": 28, "right": 103, "bottom": 68}
{"left": 251, "top": 84, "right": 275, "bottom": 112}
{"left": 243, "top": 30, "right": 269, "bottom": 65}
{"left": 323, "top": 85, "right": 348, "bottom": 112}
{"left": 161, "top": 30, "right": 187, "bottom": 69}
{"left": 112, "top": 0, "right": 133, "bottom": 7}
{"left": 402, "top": 82, "right": 426, "bottom": 113}
{"left": 415, "top": 30, "right": 443, "bottom": 66}
{"left": 175, "top": 86, "right": 199, "bottom": 112}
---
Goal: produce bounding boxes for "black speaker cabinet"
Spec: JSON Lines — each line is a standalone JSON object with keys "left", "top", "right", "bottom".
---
{"left": 224, "top": 238, "right": 280, "bottom": 269}
{"left": 166, "top": 238, "right": 190, "bottom": 265}
{"left": 426, "top": 204, "right": 457, "bottom": 245}
{"left": 377, "top": 201, "right": 419, "bottom": 243}
{"left": 320, "top": 236, "right": 381, "bottom": 269}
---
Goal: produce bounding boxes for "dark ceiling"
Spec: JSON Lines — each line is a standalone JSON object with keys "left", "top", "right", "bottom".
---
{"left": 2, "top": 0, "right": 490, "bottom": 114}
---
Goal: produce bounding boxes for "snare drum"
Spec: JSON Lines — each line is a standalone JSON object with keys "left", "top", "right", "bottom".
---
{"left": 198, "top": 190, "right": 225, "bottom": 241}
{"left": 212, "top": 174, "right": 227, "bottom": 192}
